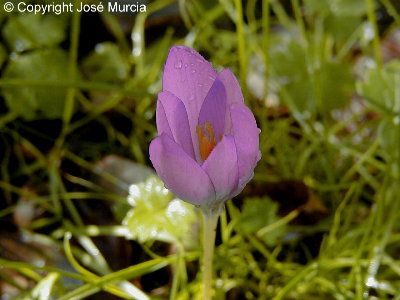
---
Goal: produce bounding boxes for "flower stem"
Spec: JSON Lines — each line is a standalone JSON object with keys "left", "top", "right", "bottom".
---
{"left": 201, "top": 207, "right": 221, "bottom": 300}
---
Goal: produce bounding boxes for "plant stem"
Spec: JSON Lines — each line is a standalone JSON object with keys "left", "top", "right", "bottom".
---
{"left": 201, "top": 207, "right": 221, "bottom": 300}
{"left": 233, "top": 0, "right": 247, "bottom": 87}
{"left": 365, "top": 0, "right": 382, "bottom": 67}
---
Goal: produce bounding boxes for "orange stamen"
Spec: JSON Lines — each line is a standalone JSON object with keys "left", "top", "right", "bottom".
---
{"left": 197, "top": 122, "right": 217, "bottom": 161}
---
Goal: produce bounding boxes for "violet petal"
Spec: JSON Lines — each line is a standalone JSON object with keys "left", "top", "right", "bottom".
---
{"left": 202, "top": 135, "right": 239, "bottom": 201}
{"left": 218, "top": 68, "right": 244, "bottom": 105}
{"left": 156, "top": 97, "right": 173, "bottom": 139}
{"left": 230, "top": 104, "right": 261, "bottom": 190}
{"left": 198, "top": 78, "right": 227, "bottom": 140}
{"left": 163, "top": 46, "right": 217, "bottom": 161}
{"left": 156, "top": 91, "right": 195, "bottom": 159}
{"left": 218, "top": 68, "right": 245, "bottom": 134}
{"left": 149, "top": 133, "right": 215, "bottom": 205}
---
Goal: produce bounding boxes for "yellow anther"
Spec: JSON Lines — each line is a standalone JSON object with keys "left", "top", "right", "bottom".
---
{"left": 197, "top": 122, "right": 217, "bottom": 161}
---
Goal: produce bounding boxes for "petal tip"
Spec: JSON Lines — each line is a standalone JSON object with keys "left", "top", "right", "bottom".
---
{"left": 149, "top": 133, "right": 216, "bottom": 205}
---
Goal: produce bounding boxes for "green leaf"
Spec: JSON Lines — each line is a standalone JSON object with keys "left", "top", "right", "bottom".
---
{"left": 235, "top": 197, "right": 286, "bottom": 246}
{"left": 59, "top": 256, "right": 173, "bottom": 300}
{"left": 331, "top": 0, "right": 367, "bottom": 17}
{"left": 122, "top": 176, "right": 197, "bottom": 244}
{"left": 270, "top": 38, "right": 311, "bottom": 112}
{"left": 324, "top": 15, "right": 363, "bottom": 45}
{"left": 31, "top": 272, "right": 60, "bottom": 300}
{"left": 2, "top": 13, "right": 67, "bottom": 52}
{"left": 319, "top": 61, "right": 354, "bottom": 111}
{"left": 2, "top": 49, "right": 70, "bottom": 120}
{"left": 378, "top": 117, "right": 400, "bottom": 154}
{"left": 304, "top": 0, "right": 330, "bottom": 16}
{"left": 305, "top": 0, "right": 366, "bottom": 17}
{"left": 82, "top": 42, "right": 130, "bottom": 83}
{"left": 305, "top": 0, "right": 365, "bottom": 45}
{"left": 358, "top": 60, "right": 400, "bottom": 114}
{"left": 270, "top": 37, "right": 354, "bottom": 112}
{"left": 377, "top": 117, "right": 400, "bottom": 178}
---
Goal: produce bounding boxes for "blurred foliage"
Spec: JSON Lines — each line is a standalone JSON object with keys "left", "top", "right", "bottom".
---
{"left": 235, "top": 197, "right": 286, "bottom": 246}
{"left": 2, "top": 49, "right": 70, "bottom": 119}
{"left": 305, "top": 0, "right": 367, "bottom": 44}
{"left": 2, "top": 14, "right": 67, "bottom": 52}
{"left": 0, "top": 43, "right": 6, "bottom": 68}
{"left": 82, "top": 42, "right": 130, "bottom": 82}
{"left": 358, "top": 60, "right": 400, "bottom": 114}
{"left": 270, "top": 36, "right": 355, "bottom": 113}
{"left": 1, "top": 0, "right": 400, "bottom": 299}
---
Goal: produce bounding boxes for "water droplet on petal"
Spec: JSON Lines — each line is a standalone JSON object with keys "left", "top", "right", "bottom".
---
{"left": 184, "top": 63, "right": 188, "bottom": 68}
{"left": 174, "top": 60, "right": 182, "bottom": 69}
{"left": 191, "top": 69, "right": 196, "bottom": 73}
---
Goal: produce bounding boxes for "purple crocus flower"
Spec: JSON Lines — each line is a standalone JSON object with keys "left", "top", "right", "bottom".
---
{"left": 149, "top": 46, "right": 261, "bottom": 207}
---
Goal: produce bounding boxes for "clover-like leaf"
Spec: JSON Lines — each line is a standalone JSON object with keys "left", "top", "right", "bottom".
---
{"left": 122, "top": 176, "right": 197, "bottom": 244}
{"left": 358, "top": 60, "right": 400, "bottom": 115}
{"left": 319, "top": 61, "right": 354, "bottom": 111}
{"left": 82, "top": 42, "right": 129, "bottom": 83}
{"left": 1, "top": 49, "right": 70, "bottom": 120}
{"left": 378, "top": 117, "right": 400, "bottom": 157}
{"left": 270, "top": 38, "right": 354, "bottom": 113}
{"left": 305, "top": 0, "right": 365, "bottom": 45}
{"left": 2, "top": 14, "right": 67, "bottom": 52}
{"left": 306, "top": 0, "right": 366, "bottom": 17}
